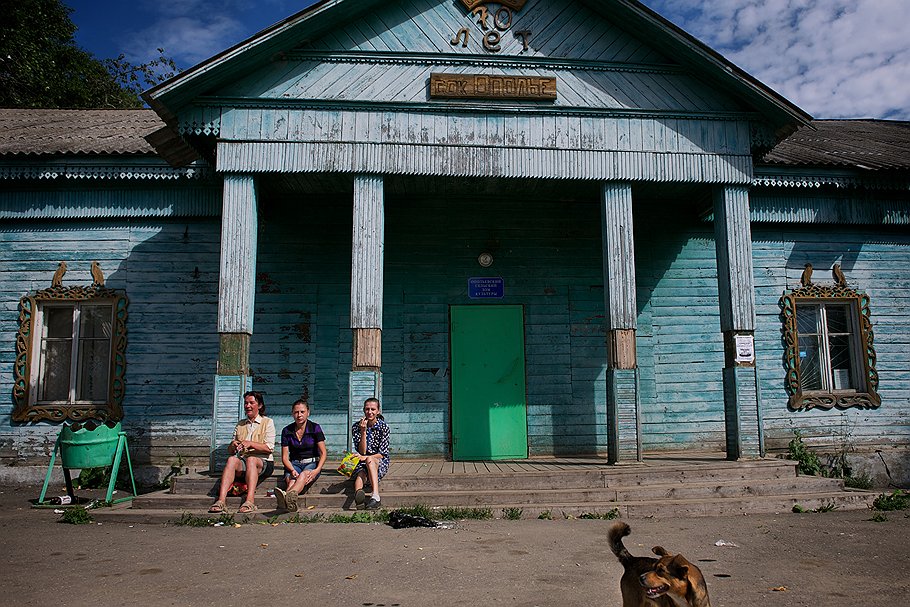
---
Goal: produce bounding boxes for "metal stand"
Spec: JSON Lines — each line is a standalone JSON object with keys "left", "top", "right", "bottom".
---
{"left": 37, "top": 430, "right": 138, "bottom": 506}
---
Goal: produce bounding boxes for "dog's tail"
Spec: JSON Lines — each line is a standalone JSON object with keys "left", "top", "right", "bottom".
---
{"left": 608, "top": 521, "right": 633, "bottom": 565}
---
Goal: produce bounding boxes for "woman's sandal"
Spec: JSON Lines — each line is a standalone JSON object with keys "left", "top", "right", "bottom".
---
{"left": 208, "top": 500, "right": 226, "bottom": 513}
{"left": 238, "top": 501, "right": 257, "bottom": 514}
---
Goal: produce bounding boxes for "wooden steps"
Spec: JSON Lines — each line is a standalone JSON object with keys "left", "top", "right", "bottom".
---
{"left": 88, "top": 456, "right": 878, "bottom": 524}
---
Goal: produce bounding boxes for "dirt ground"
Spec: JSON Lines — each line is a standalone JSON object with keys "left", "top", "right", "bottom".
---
{"left": 2, "top": 486, "right": 908, "bottom": 607}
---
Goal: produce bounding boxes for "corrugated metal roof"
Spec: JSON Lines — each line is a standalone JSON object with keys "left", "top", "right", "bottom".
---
{"left": 761, "top": 119, "right": 910, "bottom": 171}
{"left": 0, "top": 109, "right": 162, "bottom": 156}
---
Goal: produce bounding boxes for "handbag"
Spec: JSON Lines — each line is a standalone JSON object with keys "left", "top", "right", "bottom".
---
{"left": 336, "top": 452, "right": 361, "bottom": 477}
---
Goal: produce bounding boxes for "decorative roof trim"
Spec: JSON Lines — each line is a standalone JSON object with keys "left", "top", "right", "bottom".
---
{"left": 0, "top": 159, "right": 213, "bottom": 181}
{"left": 753, "top": 168, "right": 910, "bottom": 191}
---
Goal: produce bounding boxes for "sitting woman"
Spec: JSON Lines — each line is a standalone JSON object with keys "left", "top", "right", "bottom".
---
{"left": 274, "top": 399, "right": 327, "bottom": 513}
{"left": 209, "top": 390, "right": 275, "bottom": 514}
{"left": 351, "top": 397, "right": 390, "bottom": 510}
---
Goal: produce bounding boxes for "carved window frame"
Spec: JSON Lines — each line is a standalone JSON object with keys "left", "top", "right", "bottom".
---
{"left": 780, "top": 279, "right": 879, "bottom": 411}
{"left": 13, "top": 285, "right": 128, "bottom": 423}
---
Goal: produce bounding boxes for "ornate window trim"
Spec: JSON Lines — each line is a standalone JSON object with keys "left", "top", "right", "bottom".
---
{"left": 13, "top": 269, "right": 128, "bottom": 424}
{"left": 779, "top": 264, "right": 880, "bottom": 411}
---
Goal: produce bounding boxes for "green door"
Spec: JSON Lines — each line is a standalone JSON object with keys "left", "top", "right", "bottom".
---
{"left": 450, "top": 305, "right": 528, "bottom": 460}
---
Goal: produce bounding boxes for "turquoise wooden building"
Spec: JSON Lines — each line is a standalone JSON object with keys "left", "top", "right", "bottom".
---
{"left": 2, "top": 0, "right": 908, "bottom": 484}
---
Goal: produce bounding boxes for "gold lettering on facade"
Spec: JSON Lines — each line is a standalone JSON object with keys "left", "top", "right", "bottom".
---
{"left": 451, "top": 27, "right": 471, "bottom": 47}
{"left": 493, "top": 7, "right": 512, "bottom": 30}
{"left": 471, "top": 6, "right": 490, "bottom": 30}
{"left": 483, "top": 30, "right": 502, "bottom": 52}
{"left": 460, "top": 0, "right": 526, "bottom": 11}
{"left": 514, "top": 29, "right": 531, "bottom": 51}
{"left": 430, "top": 73, "right": 557, "bottom": 100}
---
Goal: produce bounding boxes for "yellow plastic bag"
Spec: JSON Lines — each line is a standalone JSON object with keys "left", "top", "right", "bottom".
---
{"left": 336, "top": 452, "right": 361, "bottom": 477}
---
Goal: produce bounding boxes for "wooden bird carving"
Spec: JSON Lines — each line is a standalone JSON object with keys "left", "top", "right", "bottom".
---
{"left": 800, "top": 263, "right": 813, "bottom": 287}
{"left": 51, "top": 261, "right": 67, "bottom": 287}
{"left": 90, "top": 261, "right": 105, "bottom": 287}
{"left": 833, "top": 263, "right": 848, "bottom": 287}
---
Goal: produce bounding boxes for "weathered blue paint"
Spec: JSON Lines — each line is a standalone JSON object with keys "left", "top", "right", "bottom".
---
{"left": 218, "top": 175, "right": 258, "bottom": 335}
{"left": 211, "top": 374, "right": 252, "bottom": 470}
{"left": 607, "top": 368, "right": 641, "bottom": 462}
{"left": 600, "top": 182, "right": 636, "bottom": 330}
{"left": 351, "top": 175, "right": 385, "bottom": 329}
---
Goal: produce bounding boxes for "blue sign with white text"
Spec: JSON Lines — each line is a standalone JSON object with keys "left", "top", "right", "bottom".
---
{"left": 468, "top": 277, "right": 504, "bottom": 299}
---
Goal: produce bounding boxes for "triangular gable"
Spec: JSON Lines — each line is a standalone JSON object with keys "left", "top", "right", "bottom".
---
{"left": 145, "top": 0, "right": 810, "bottom": 136}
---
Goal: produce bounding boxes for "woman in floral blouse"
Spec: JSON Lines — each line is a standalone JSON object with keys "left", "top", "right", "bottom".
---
{"left": 351, "top": 397, "right": 390, "bottom": 509}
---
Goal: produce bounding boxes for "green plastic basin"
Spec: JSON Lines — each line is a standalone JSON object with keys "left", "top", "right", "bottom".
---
{"left": 59, "top": 423, "right": 121, "bottom": 469}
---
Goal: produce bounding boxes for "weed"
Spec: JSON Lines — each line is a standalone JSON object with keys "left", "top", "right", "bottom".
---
{"left": 286, "top": 513, "right": 325, "bottom": 524}
{"left": 502, "top": 507, "right": 523, "bottom": 520}
{"left": 787, "top": 430, "right": 824, "bottom": 476}
{"left": 88, "top": 499, "right": 113, "bottom": 510}
{"left": 869, "top": 511, "right": 888, "bottom": 523}
{"left": 578, "top": 509, "right": 620, "bottom": 520}
{"left": 844, "top": 474, "right": 873, "bottom": 490}
{"left": 792, "top": 502, "right": 838, "bottom": 514}
{"left": 433, "top": 506, "right": 493, "bottom": 520}
{"left": 872, "top": 490, "right": 910, "bottom": 511}
{"left": 537, "top": 510, "right": 553, "bottom": 520}
{"left": 59, "top": 506, "right": 93, "bottom": 525}
{"left": 392, "top": 504, "right": 434, "bottom": 519}
{"left": 326, "top": 511, "right": 386, "bottom": 524}
{"left": 172, "top": 511, "right": 235, "bottom": 527}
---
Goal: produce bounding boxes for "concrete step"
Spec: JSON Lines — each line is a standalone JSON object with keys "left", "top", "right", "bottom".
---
{"left": 92, "top": 489, "right": 877, "bottom": 525}
{"left": 136, "top": 475, "right": 849, "bottom": 510}
{"left": 168, "top": 459, "right": 800, "bottom": 495}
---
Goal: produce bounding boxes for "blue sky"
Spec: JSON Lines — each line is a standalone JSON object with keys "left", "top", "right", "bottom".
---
{"left": 66, "top": 0, "right": 909, "bottom": 120}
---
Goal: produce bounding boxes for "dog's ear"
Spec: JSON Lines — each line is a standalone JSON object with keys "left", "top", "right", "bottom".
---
{"left": 667, "top": 554, "right": 691, "bottom": 578}
{"left": 652, "top": 546, "right": 671, "bottom": 557}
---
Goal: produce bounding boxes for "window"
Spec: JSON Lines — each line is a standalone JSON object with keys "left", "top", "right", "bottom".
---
{"left": 780, "top": 265, "right": 879, "bottom": 411}
{"left": 13, "top": 282, "right": 127, "bottom": 423}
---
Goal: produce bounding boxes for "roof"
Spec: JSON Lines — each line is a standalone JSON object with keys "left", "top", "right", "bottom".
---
{"left": 143, "top": 0, "right": 811, "bottom": 137}
{"left": 761, "top": 120, "right": 910, "bottom": 171}
{"left": 0, "top": 109, "right": 162, "bottom": 156}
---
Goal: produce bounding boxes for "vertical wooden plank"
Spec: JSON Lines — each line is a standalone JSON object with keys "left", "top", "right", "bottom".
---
{"left": 351, "top": 175, "right": 385, "bottom": 330}
{"left": 217, "top": 175, "right": 258, "bottom": 334}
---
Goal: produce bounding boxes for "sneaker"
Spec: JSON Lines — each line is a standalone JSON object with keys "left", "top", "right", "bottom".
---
{"left": 365, "top": 498, "right": 381, "bottom": 510}
{"left": 354, "top": 488, "right": 366, "bottom": 506}
{"left": 285, "top": 489, "right": 299, "bottom": 513}
{"left": 274, "top": 487, "right": 287, "bottom": 511}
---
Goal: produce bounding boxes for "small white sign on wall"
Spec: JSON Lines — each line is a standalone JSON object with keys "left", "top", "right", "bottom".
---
{"left": 734, "top": 334, "right": 755, "bottom": 364}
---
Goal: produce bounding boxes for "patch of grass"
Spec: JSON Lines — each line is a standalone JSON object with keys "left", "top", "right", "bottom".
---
{"left": 87, "top": 499, "right": 112, "bottom": 510}
{"left": 326, "top": 511, "right": 387, "bottom": 524}
{"left": 392, "top": 504, "right": 434, "bottom": 519}
{"left": 502, "top": 507, "right": 523, "bottom": 520}
{"left": 433, "top": 506, "right": 493, "bottom": 520}
{"left": 787, "top": 430, "right": 824, "bottom": 476}
{"left": 537, "top": 510, "right": 553, "bottom": 520}
{"left": 844, "top": 474, "right": 874, "bottom": 490}
{"left": 578, "top": 509, "right": 620, "bottom": 520}
{"left": 172, "top": 511, "right": 235, "bottom": 527}
{"left": 869, "top": 511, "right": 888, "bottom": 523}
{"left": 59, "top": 506, "right": 93, "bottom": 525}
{"left": 872, "top": 490, "right": 910, "bottom": 511}
{"left": 792, "top": 502, "right": 838, "bottom": 514}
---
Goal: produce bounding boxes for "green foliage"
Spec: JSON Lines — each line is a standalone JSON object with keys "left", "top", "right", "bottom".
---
{"left": 537, "top": 510, "right": 553, "bottom": 520}
{"left": 392, "top": 504, "right": 435, "bottom": 519}
{"left": 792, "top": 501, "right": 838, "bottom": 514}
{"left": 578, "top": 509, "right": 620, "bottom": 520}
{"left": 502, "top": 507, "right": 523, "bottom": 520}
{"left": 872, "top": 490, "right": 910, "bottom": 512}
{"left": 844, "top": 474, "right": 873, "bottom": 490}
{"left": 172, "top": 511, "right": 235, "bottom": 527}
{"left": 326, "top": 511, "right": 387, "bottom": 524}
{"left": 0, "top": 0, "right": 177, "bottom": 109}
{"left": 433, "top": 506, "right": 493, "bottom": 520}
{"left": 869, "top": 511, "right": 888, "bottom": 523}
{"left": 59, "top": 506, "right": 92, "bottom": 524}
{"left": 787, "top": 431, "right": 824, "bottom": 476}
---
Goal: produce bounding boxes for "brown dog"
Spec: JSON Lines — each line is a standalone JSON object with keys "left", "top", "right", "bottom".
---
{"left": 608, "top": 521, "right": 711, "bottom": 607}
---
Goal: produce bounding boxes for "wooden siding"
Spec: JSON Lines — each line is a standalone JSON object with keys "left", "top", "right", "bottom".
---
{"left": 351, "top": 175, "right": 385, "bottom": 329}
{"left": 713, "top": 186, "right": 756, "bottom": 332}
{"left": 0, "top": 218, "right": 221, "bottom": 463}
{"left": 752, "top": 223, "right": 910, "bottom": 453}
{"left": 217, "top": 175, "right": 257, "bottom": 334}
{"left": 600, "top": 182, "right": 636, "bottom": 330}
{"left": 634, "top": 197, "right": 727, "bottom": 451}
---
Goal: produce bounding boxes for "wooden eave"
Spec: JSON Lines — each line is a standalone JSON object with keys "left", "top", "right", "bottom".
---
{"left": 144, "top": 0, "right": 811, "bottom": 142}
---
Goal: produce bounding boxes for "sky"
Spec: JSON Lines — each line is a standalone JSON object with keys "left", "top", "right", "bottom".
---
{"left": 65, "top": 0, "right": 909, "bottom": 120}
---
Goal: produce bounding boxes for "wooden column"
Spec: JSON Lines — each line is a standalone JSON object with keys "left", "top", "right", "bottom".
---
{"left": 713, "top": 185, "right": 764, "bottom": 460}
{"left": 349, "top": 175, "right": 384, "bottom": 447}
{"left": 211, "top": 174, "right": 258, "bottom": 470}
{"left": 601, "top": 182, "right": 641, "bottom": 463}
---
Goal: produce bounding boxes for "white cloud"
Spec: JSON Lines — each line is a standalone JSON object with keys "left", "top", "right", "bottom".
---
{"left": 643, "top": 0, "right": 910, "bottom": 119}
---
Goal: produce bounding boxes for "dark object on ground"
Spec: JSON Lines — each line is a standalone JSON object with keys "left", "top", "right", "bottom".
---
{"left": 388, "top": 510, "right": 438, "bottom": 528}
